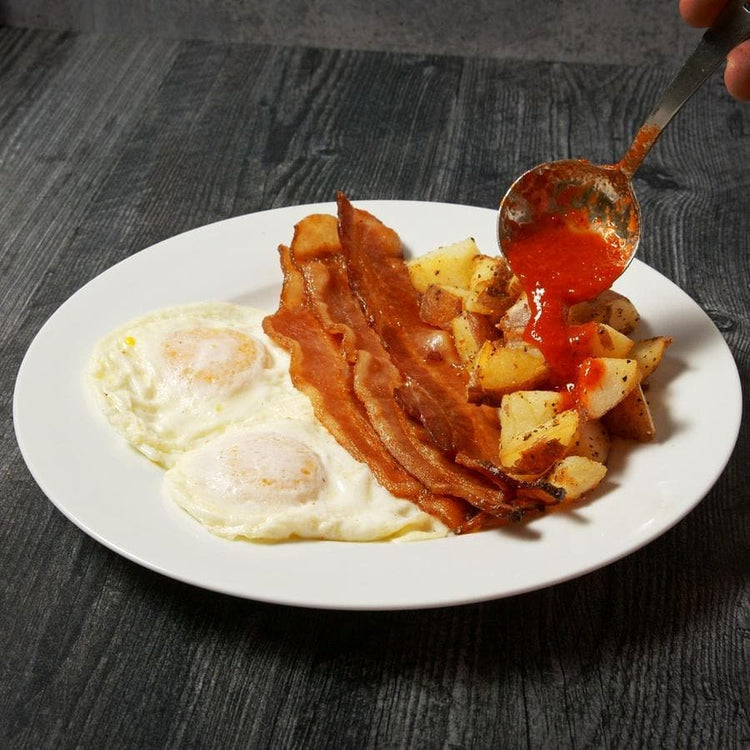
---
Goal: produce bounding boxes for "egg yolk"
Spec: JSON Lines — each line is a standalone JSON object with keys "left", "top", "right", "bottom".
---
{"left": 214, "top": 433, "right": 325, "bottom": 505}
{"left": 162, "top": 327, "right": 265, "bottom": 389}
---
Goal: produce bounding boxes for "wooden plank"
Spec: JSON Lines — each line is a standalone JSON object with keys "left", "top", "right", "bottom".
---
{"left": 0, "top": 0, "right": 703, "bottom": 65}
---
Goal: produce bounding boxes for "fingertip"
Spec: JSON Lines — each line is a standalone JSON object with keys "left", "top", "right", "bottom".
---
{"left": 679, "top": 0, "right": 726, "bottom": 27}
{"left": 725, "top": 41, "right": 750, "bottom": 101}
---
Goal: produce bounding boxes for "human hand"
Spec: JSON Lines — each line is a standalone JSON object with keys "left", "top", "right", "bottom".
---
{"left": 679, "top": 0, "right": 750, "bottom": 99}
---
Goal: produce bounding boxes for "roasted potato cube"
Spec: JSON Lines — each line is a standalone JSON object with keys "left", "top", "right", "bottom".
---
{"left": 576, "top": 323, "right": 634, "bottom": 358}
{"left": 468, "top": 341, "right": 549, "bottom": 404}
{"left": 497, "top": 294, "right": 530, "bottom": 341}
{"left": 500, "top": 408, "right": 580, "bottom": 476}
{"left": 464, "top": 255, "right": 517, "bottom": 316}
{"left": 499, "top": 390, "right": 566, "bottom": 445}
{"left": 603, "top": 383, "right": 655, "bottom": 442}
{"left": 450, "top": 311, "right": 497, "bottom": 363}
{"left": 630, "top": 336, "right": 672, "bottom": 381}
{"left": 546, "top": 455, "right": 607, "bottom": 501}
{"left": 569, "top": 290, "right": 640, "bottom": 335}
{"left": 463, "top": 287, "right": 493, "bottom": 316}
{"left": 568, "top": 419, "right": 611, "bottom": 463}
{"left": 465, "top": 288, "right": 518, "bottom": 318}
{"left": 419, "top": 284, "right": 467, "bottom": 328}
{"left": 577, "top": 357, "right": 639, "bottom": 420}
{"left": 289, "top": 213, "right": 340, "bottom": 259}
{"left": 407, "top": 238, "right": 479, "bottom": 293}
{"left": 469, "top": 255, "right": 509, "bottom": 290}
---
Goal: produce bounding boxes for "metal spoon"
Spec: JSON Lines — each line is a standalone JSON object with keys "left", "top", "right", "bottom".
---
{"left": 498, "top": 0, "right": 750, "bottom": 269}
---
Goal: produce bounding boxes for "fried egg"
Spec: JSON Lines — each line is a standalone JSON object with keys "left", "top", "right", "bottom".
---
{"left": 164, "top": 415, "right": 446, "bottom": 542}
{"left": 88, "top": 302, "right": 448, "bottom": 542}
{"left": 87, "top": 302, "right": 288, "bottom": 467}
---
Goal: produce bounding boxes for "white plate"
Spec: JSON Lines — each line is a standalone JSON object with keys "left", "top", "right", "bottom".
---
{"left": 14, "top": 201, "right": 742, "bottom": 610}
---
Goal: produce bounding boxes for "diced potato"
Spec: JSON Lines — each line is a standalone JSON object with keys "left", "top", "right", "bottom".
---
{"left": 603, "top": 383, "right": 655, "bottom": 442}
{"left": 450, "top": 311, "right": 497, "bottom": 363}
{"left": 546, "top": 455, "right": 607, "bottom": 501}
{"left": 290, "top": 213, "right": 340, "bottom": 259}
{"left": 497, "top": 294, "right": 530, "bottom": 341}
{"left": 506, "top": 275, "right": 523, "bottom": 299}
{"left": 407, "top": 238, "right": 480, "bottom": 293}
{"left": 630, "top": 336, "right": 672, "bottom": 381}
{"left": 569, "top": 290, "right": 640, "bottom": 334}
{"left": 568, "top": 419, "right": 611, "bottom": 463}
{"left": 469, "top": 255, "right": 509, "bottom": 291}
{"left": 505, "top": 339, "right": 546, "bottom": 356}
{"left": 500, "top": 408, "right": 580, "bottom": 476}
{"left": 464, "top": 255, "right": 517, "bottom": 316}
{"left": 465, "top": 288, "right": 515, "bottom": 317}
{"left": 499, "top": 390, "right": 566, "bottom": 446}
{"left": 468, "top": 341, "right": 549, "bottom": 404}
{"left": 463, "top": 288, "right": 492, "bottom": 317}
{"left": 419, "top": 284, "right": 467, "bottom": 328}
{"left": 578, "top": 323, "right": 634, "bottom": 358}
{"left": 577, "top": 357, "right": 639, "bottom": 420}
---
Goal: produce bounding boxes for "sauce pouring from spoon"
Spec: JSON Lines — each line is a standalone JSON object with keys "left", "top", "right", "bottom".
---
{"left": 497, "top": 0, "right": 750, "bottom": 386}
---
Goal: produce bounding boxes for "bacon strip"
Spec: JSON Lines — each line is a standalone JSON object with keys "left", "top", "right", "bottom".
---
{"left": 352, "top": 351, "right": 516, "bottom": 518}
{"left": 336, "top": 193, "right": 510, "bottom": 475}
{"left": 263, "top": 244, "right": 417, "bottom": 500}
{"left": 295, "top": 224, "right": 515, "bottom": 519}
{"left": 264, "top": 240, "right": 473, "bottom": 530}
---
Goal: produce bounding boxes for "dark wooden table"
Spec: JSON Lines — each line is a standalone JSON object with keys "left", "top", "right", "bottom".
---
{"left": 2, "top": 28, "right": 748, "bottom": 749}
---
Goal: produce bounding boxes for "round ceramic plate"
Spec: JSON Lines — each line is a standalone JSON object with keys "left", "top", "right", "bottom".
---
{"left": 13, "top": 201, "right": 742, "bottom": 610}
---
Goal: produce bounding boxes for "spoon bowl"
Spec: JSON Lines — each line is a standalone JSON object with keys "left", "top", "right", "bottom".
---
{"left": 498, "top": 0, "right": 750, "bottom": 271}
{"left": 498, "top": 159, "right": 640, "bottom": 269}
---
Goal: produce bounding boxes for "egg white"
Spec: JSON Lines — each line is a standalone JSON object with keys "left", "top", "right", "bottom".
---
{"left": 88, "top": 301, "right": 449, "bottom": 543}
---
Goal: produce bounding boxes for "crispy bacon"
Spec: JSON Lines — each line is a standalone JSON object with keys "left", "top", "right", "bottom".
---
{"left": 352, "top": 351, "right": 516, "bottom": 517}
{"left": 296, "top": 261, "right": 514, "bottom": 519}
{"left": 264, "top": 238, "right": 474, "bottom": 531}
{"left": 288, "top": 215, "right": 517, "bottom": 523}
{"left": 263, "top": 244, "right": 418, "bottom": 501}
{"left": 336, "top": 193, "right": 509, "bottom": 475}
{"left": 264, "top": 201, "right": 529, "bottom": 532}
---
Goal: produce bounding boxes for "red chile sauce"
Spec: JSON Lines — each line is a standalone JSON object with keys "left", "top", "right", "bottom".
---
{"left": 618, "top": 124, "right": 660, "bottom": 179}
{"left": 503, "top": 208, "right": 628, "bottom": 391}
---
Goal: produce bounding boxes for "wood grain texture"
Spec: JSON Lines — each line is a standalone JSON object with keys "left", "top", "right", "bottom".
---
{"left": 1, "top": 29, "right": 748, "bottom": 749}
{"left": 0, "top": 0, "right": 704, "bottom": 66}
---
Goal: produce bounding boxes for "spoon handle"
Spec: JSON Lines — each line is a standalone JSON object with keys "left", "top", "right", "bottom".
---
{"left": 618, "top": 0, "right": 750, "bottom": 178}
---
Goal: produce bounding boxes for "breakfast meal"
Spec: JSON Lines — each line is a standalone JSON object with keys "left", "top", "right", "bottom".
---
{"left": 87, "top": 193, "right": 671, "bottom": 542}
